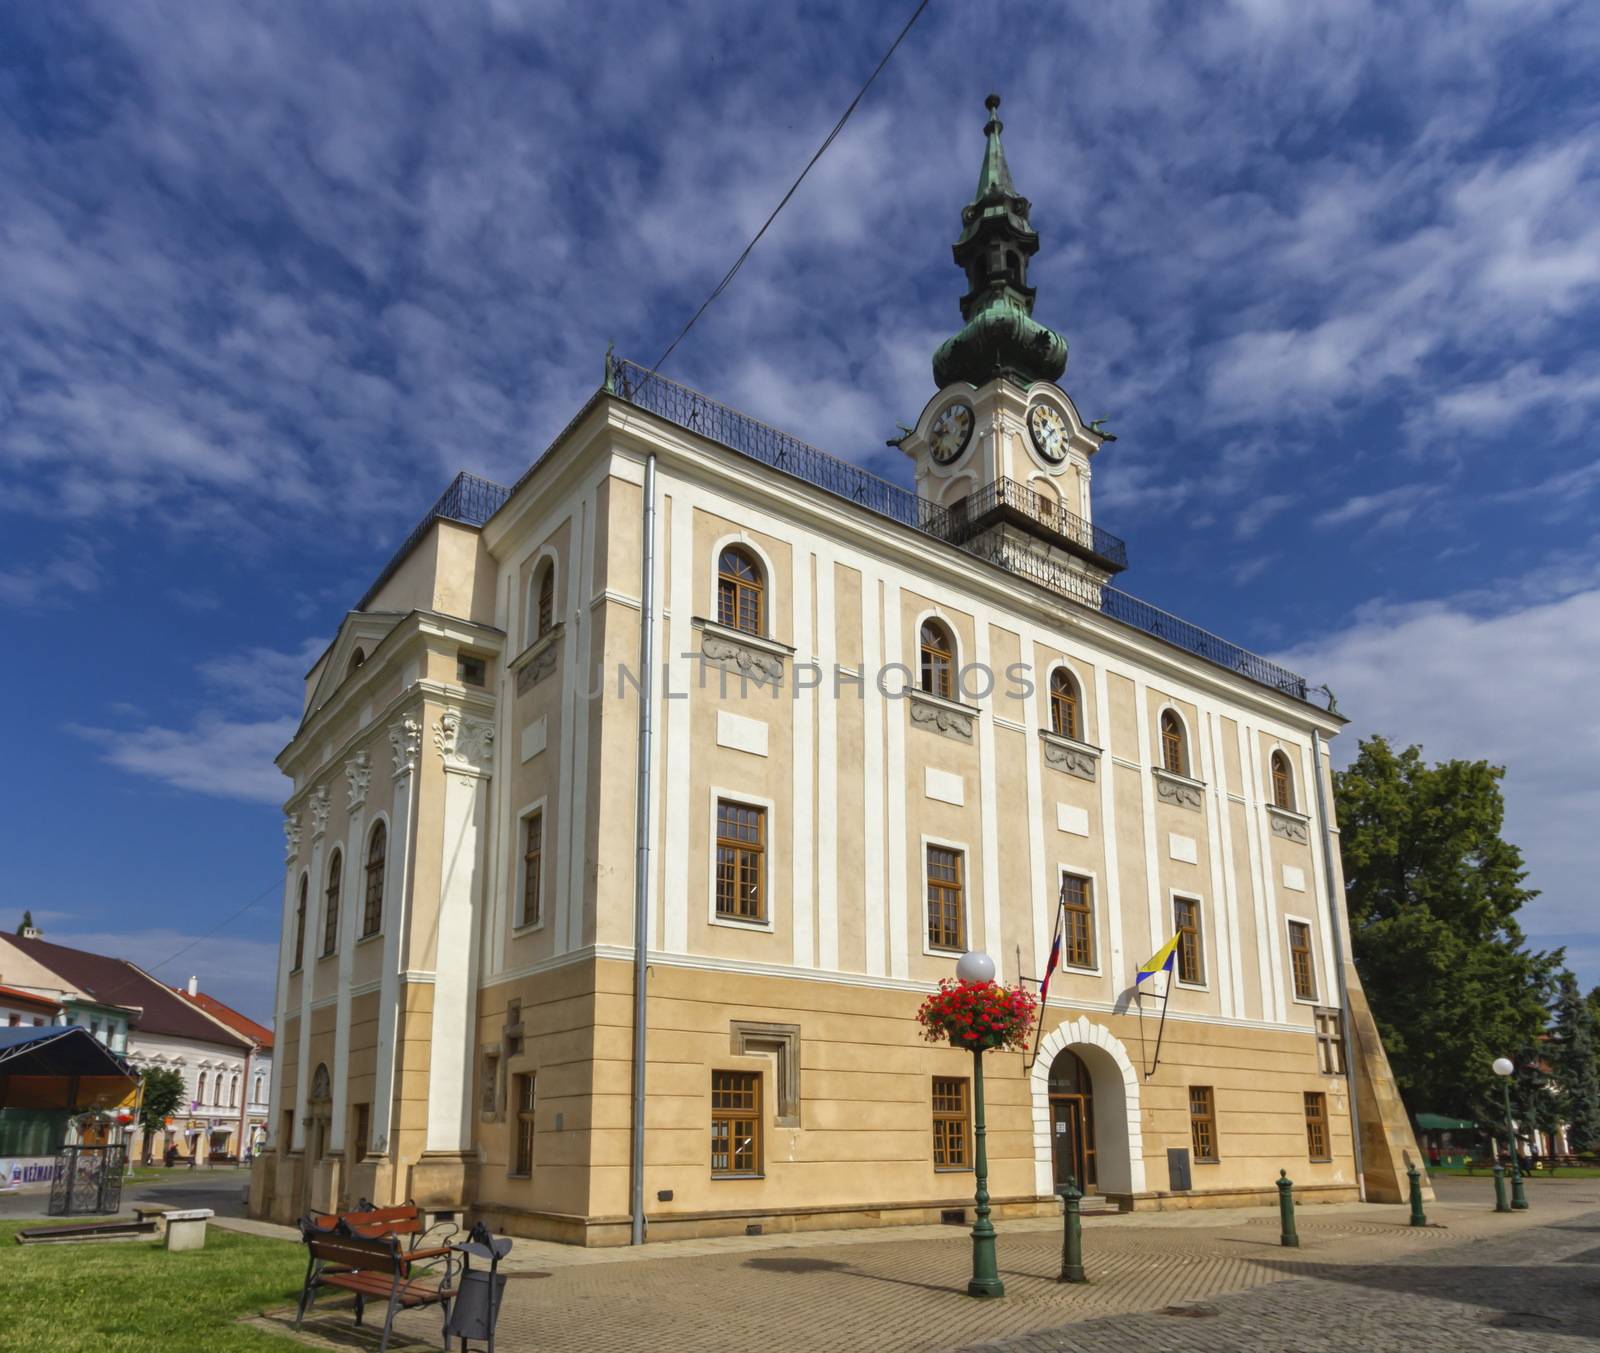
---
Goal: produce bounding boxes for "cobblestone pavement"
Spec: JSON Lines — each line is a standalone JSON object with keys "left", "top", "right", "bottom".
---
{"left": 255, "top": 1178, "right": 1600, "bottom": 1353}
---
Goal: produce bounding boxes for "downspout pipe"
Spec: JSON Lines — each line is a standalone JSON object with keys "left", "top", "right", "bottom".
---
{"left": 629, "top": 452, "right": 658, "bottom": 1245}
{"left": 1313, "top": 730, "right": 1366, "bottom": 1202}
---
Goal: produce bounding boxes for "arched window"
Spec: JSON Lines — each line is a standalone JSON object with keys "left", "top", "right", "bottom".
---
{"left": 716, "top": 547, "right": 764, "bottom": 635}
{"left": 362, "top": 821, "right": 387, "bottom": 938}
{"left": 293, "top": 876, "right": 307, "bottom": 969}
{"left": 346, "top": 647, "right": 365, "bottom": 678}
{"left": 214, "top": 1076, "right": 224, "bottom": 1107}
{"left": 321, "top": 849, "right": 342, "bottom": 957}
{"left": 253, "top": 1075, "right": 263, "bottom": 1104}
{"left": 919, "top": 619, "right": 955, "bottom": 699}
{"left": 1160, "top": 710, "right": 1187, "bottom": 776}
{"left": 1049, "top": 668, "right": 1081, "bottom": 741}
{"left": 532, "top": 560, "right": 555, "bottom": 641}
{"left": 1271, "top": 751, "right": 1294, "bottom": 810}
{"left": 196, "top": 1071, "right": 207, "bottom": 1105}
{"left": 230, "top": 1075, "right": 239, "bottom": 1108}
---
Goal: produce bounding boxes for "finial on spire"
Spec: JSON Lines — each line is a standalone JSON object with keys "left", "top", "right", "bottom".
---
{"left": 984, "top": 93, "right": 1002, "bottom": 134}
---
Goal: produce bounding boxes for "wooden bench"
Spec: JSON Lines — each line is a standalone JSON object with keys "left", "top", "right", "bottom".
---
{"left": 295, "top": 1224, "right": 457, "bottom": 1353}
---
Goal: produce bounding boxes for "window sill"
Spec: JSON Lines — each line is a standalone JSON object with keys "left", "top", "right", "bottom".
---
{"left": 1291, "top": 994, "right": 1322, "bottom": 1006}
{"left": 1309, "top": 1157, "right": 1333, "bottom": 1164}
{"left": 1153, "top": 767, "right": 1206, "bottom": 812}
{"left": 511, "top": 918, "right": 546, "bottom": 938}
{"left": 711, "top": 913, "right": 774, "bottom": 933}
{"left": 1174, "top": 979, "right": 1210, "bottom": 993}
{"left": 356, "top": 931, "right": 382, "bottom": 947}
{"left": 1193, "top": 1158, "right": 1220, "bottom": 1166}
{"left": 934, "top": 1165, "right": 974, "bottom": 1174}
{"left": 691, "top": 616, "right": 794, "bottom": 659}
{"left": 506, "top": 1172, "right": 532, "bottom": 1181}
{"left": 711, "top": 1173, "right": 765, "bottom": 1182}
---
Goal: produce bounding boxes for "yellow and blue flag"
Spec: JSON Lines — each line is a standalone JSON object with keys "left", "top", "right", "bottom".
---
{"left": 1135, "top": 933, "right": 1181, "bottom": 985}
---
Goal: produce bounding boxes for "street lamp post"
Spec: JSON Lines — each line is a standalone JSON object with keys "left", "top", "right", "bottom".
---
{"left": 957, "top": 950, "right": 1004, "bottom": 1299}
{"left": 1492, "top": 1057, "right": 1529, "bottom": 1211}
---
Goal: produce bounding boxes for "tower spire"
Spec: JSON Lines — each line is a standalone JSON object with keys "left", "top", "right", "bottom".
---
{"left": 932, "top": 94, "right": 1067, "bottom": 391}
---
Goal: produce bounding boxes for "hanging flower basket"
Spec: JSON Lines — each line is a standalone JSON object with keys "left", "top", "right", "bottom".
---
{"left": 917, "top": 978, "right": 1038, "bottom": 1053}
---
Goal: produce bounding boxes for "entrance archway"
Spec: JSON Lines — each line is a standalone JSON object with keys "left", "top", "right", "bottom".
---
{"left": 1048, "top": 1048, "right": 1096, "bottom": 1191}
{"left": 301, "top": 1063, "right": 332, "bottom": 1212}
{"left": 1030, "top": 1017, "right": 1146, "bottom": 1197}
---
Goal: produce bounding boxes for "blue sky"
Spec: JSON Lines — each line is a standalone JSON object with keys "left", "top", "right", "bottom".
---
{"left": 2, "top": 2, "right": 1597, "bottom": 1022}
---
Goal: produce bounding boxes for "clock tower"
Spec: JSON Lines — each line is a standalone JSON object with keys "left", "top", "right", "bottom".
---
{"left": 898, "top": 95, "right": 1123, "bottom": 601}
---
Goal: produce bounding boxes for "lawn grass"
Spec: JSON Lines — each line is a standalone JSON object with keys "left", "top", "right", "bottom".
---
{"left": 1433, "top": 1164, "right": 1600, "bottom": 1179}
{"left": 0, "top": 1221, "right": 308, "bottom": 1352}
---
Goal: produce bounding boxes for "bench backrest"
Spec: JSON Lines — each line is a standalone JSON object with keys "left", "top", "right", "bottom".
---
{"left": 305, "top": 1203, "right": 424, "bottom": 1240}
{"left": 306, "top": 1229, "right": 404, "bottom": 1274}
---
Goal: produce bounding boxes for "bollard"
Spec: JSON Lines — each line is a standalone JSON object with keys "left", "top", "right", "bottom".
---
{"left": 1406, "top": 1162, "right": 1428, "bottom": 1227}
{"left": 1055, "top": 1176, "right": 1086, "bottom": 1283}
{"left": 1492, "top": 1162, "right": 1510, "bottom": 1213}
{"left": 1509, "top": 1158, "right": 1529, "bottom": 1211}
{"left": 1276, "top": 1169, "right": 1300, "bottom": 1248}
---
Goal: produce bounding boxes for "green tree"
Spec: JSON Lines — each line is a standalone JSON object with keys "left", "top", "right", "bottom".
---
{"left": 137, "top": 1067, "right": 187, "bottom": 1163}
{"left": 1551, "top": 971, "right": 1600, "bottom": 1152}
{"left": 15, "top": 909, "right": 32, "bottom": 936}
{"left": 1334, "top": 736, "right": 1558, "bottom": 1120}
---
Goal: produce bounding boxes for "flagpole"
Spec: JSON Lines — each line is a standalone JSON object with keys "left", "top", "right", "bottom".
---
{"left": 1027, "top": 883, "right": 1067, "bottom": 1074}
{"left": 1148, "top": 969, "right": 1174, "bottom": 1079}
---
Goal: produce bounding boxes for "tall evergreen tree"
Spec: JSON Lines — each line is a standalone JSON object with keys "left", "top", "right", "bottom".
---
{"left": 1334, "top": 737, "right": 1558, "bottom": 1119}
{"left": 15, "top": 909, "right": 32, "bottom": 936}
{"left": 1551, "top": 970, "right": 1600, "bottom": 1152}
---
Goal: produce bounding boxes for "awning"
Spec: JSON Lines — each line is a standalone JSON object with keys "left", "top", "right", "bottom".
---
{"left": 0, "top": 1026, "right": 136, "bottom": 1080}
{"left": 1414, "top": 1112, "right": 1480, "bottom": 1132}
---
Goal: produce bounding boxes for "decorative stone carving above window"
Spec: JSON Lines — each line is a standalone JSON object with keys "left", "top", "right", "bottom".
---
{"left": 730, "top": 1020, "right": 801, "bottom": 1126}
{"left": 344, "top": 750, "right": 372, "bottom": 811}
{"left": 908, "top": 690, "right": 977, "bottom": 743}
{"left": 308, "top": 786, "right": 332, "bottom": 838}
{"left": 1152, "top": 767, "right": 1205, "bottom": 813}
{"left": 1267, "top": 805, "right": 1311, "bottom": 844}
{"left": 434, "top": 709, "right": 496, "bottom": 775}
{"left": 512, "top": 623, "right": 564, "bottom": 697}
{"left": 1039, "top": 730, "right": 1099, "bottom": 782}
{"left": 692, "top": 617, "right": 790, "bottom": 686}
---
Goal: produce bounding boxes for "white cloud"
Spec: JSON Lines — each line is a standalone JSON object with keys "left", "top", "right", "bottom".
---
{"left": 0, "top": 541, "right": 100, "bottom": 608}
{"left": 1314, "top": 484, "right": 1436, "bottom": 530}
{"left": 1279, "top": 585, "right": 1600, "bottom": 983}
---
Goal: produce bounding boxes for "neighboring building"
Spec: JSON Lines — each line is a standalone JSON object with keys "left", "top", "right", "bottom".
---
{"left": 254, "top": 98, "right": 1422, "bottom": 1241}
{"left": 0, "top": 984, "right": 62, "bottom": 1029}
{"left": 174, "top": 978, "right": 275, "bottom": 1157}
{"left": 0, "top": 933, "right": 255, "bottom": 1162}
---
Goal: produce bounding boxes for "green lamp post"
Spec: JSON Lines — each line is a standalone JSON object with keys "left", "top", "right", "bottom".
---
{"left": 957, "top": 949, "right": 1005, "bottom": 1299}
{"left": 1492, "top": 1057, "right": 1529, "bottom": 1210}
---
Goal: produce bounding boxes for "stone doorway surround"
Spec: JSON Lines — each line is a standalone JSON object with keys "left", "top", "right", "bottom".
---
{"left": 1029, "top": 1017, "right": 1146, "bottom": 1198}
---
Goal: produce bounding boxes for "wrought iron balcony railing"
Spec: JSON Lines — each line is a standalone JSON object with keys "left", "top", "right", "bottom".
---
{"left": 358, "top": 471, "right": 512, "bottom": 611}
{"left": 941, "top": 476, "right": 1128, "bottom": 573}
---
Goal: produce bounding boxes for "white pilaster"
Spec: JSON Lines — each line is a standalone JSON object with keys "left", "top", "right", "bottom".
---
{"left": 424, "top": 710, "right": 494, "bottom": 1154}
{"left": 884, "top": 585, "right": 909, "bottom": 980}
{"left": 861, "top": 573, "right": 886, "bottom": 977}
{"left": 663, "top": 493, "right": 693, "bottom": 953}
{"left": 369, "top": 717, "right": 420, "bottom": 1158}
{"left": 328, "top": 751, "right": 371, "bottom": 1153}
{"left": 815, "top": 558, "right": 839, "bottom": 971}
{"left": 564, "top": 493, "right": 594, "bottom": 952}
{"left": 294, "top": 785, "right": 330, "bottom": 1152}
{"left": 268, "top": 812, "right": 302, "bottom": 1149}
{"left": 974, "top": 619, "right": 1004, "bottom": 981}
{"left": 791, "top": 550, "right": 816, "bottom": 970}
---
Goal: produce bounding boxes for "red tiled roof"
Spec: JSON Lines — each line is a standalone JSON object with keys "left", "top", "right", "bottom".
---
{"left": 174, "top": 988, "right": 273, "bottom": 1049}
{"left": 0, "top": 983, "right": 61, "bottom": 1011}
{"left": 0, "top": 935, "right": 252, "bottom": 1051}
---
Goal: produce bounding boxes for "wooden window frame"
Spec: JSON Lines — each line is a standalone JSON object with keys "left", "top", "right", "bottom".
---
{"left": 714, "top": 799, "right": 767, "bottom": 924}
{"left": 361, "top": 821, "right": 386, "bottom": 938}
{"left": 716, "top": 546, "right": 765, "bottom": 636}
{"left": 1188, "top": 1085, "right": 1218, "bottom": 1163}
{"left": 321, "top": 849, "right": 342, "bottom": 958}
{"left": 1173, "top": 895, "right": 1205, "bottom": 986}
{"left": 1271, "top": 750, "right": 1294, "bottom": 811}
{"left": 932, "top": 1076, "right": 972, "bottom": 1170}
{"left": 1049, "top": 668, "right": 1081, "bottom": 741}
{"left": 1304, "top": 1091, "right": 1330, "bottom": 1161}
{"left": 1315, "top": 1009, "right": 1345, "bottom": 1075}
{"left": 512, "top": 1073, "right": 536, "bottom": 1177}
{"left": 292, "top": 875, "right": 307, "bottom": 971}
{"left": 919, "top": 620, "right": 955, "bottom": 700}
{"left": 1061, "top": 873, "right": 1096, "bottom": 970}
{"left": 1160, "top": 710, "right": 1187, "bottom": 776}
{"left": 710, "top": 1070, "right": 762, "bottom": 1178}
{"left": 1288, "top": 920, "right": 1317, "bottom": 1002}
{"left": 519, "top": 809, "right": 544, "bottom": 929}
{"left": 925, "top": 843, "right": 966, "bottom": 953}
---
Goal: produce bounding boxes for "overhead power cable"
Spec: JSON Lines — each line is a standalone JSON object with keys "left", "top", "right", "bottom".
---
{"left": 142, "top": 877, "right": 281, "bottom": 980}
{"left": 652, "top": 0, "right": 934, "bottom": 372}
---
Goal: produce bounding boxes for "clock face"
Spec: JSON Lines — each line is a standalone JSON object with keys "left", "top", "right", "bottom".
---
{"left": 928, "top": 402, "right": 974, "bottom": 464}
{"left": 1028, "top": 404, "right": 1068, "bottom": 463}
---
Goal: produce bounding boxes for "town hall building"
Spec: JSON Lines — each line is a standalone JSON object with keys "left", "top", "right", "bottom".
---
{"left": 251, "top": 97, "right": 1423, "bottom": 1242}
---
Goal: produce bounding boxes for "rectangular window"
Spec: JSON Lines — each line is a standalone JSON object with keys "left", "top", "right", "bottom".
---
{"left": 931, "top": 1077, "right": 971, "bottom": 1170}
{"left": 1188, "top": 1085, "right": 1218, "bottom": 1162}
{"left": 1174, "top": 896, "right": 1204, "bottom": 985}
{"left": 480, "top": 1049, "right": 501, "bottom": 1118}
{"left": 520, "top": 811, "right": 543, "bottom": 928}
{"left": 352, "top": 1104, "right": 369, "bottom": 1164}
{"left": 710, "top": 1071, "right": 761, "bottom": 1177}
{"left": 457, "top": 653, "right": 487, "bottom": 687}
{"left": 1304, "top": 1091, "right": 1330, "bottom": 1161}
{"left": 1315, "top": 1009, "right": 1345, "bottom": 1075}
{"left": 1062, "top": 874, "right": 1094, "bottom": 969}
{"left": 715, "top": 800, "right": 766, "bottom": 922}
{"left": 6, "top": 1015, "right": 17, "bottom": 1027}
{"left": 926, "top": 845, "right": 965, "bottom": 951}
{"left": 1288, "top": 921, "right": 1317, "bottom": 1001}
{"left": 513, "top": 1074, "right": 536, "bottom": 1176}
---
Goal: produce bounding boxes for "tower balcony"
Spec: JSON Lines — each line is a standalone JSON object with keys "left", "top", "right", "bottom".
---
{"left": 938, "top": 477, "right": 1128, "bottom": 575}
